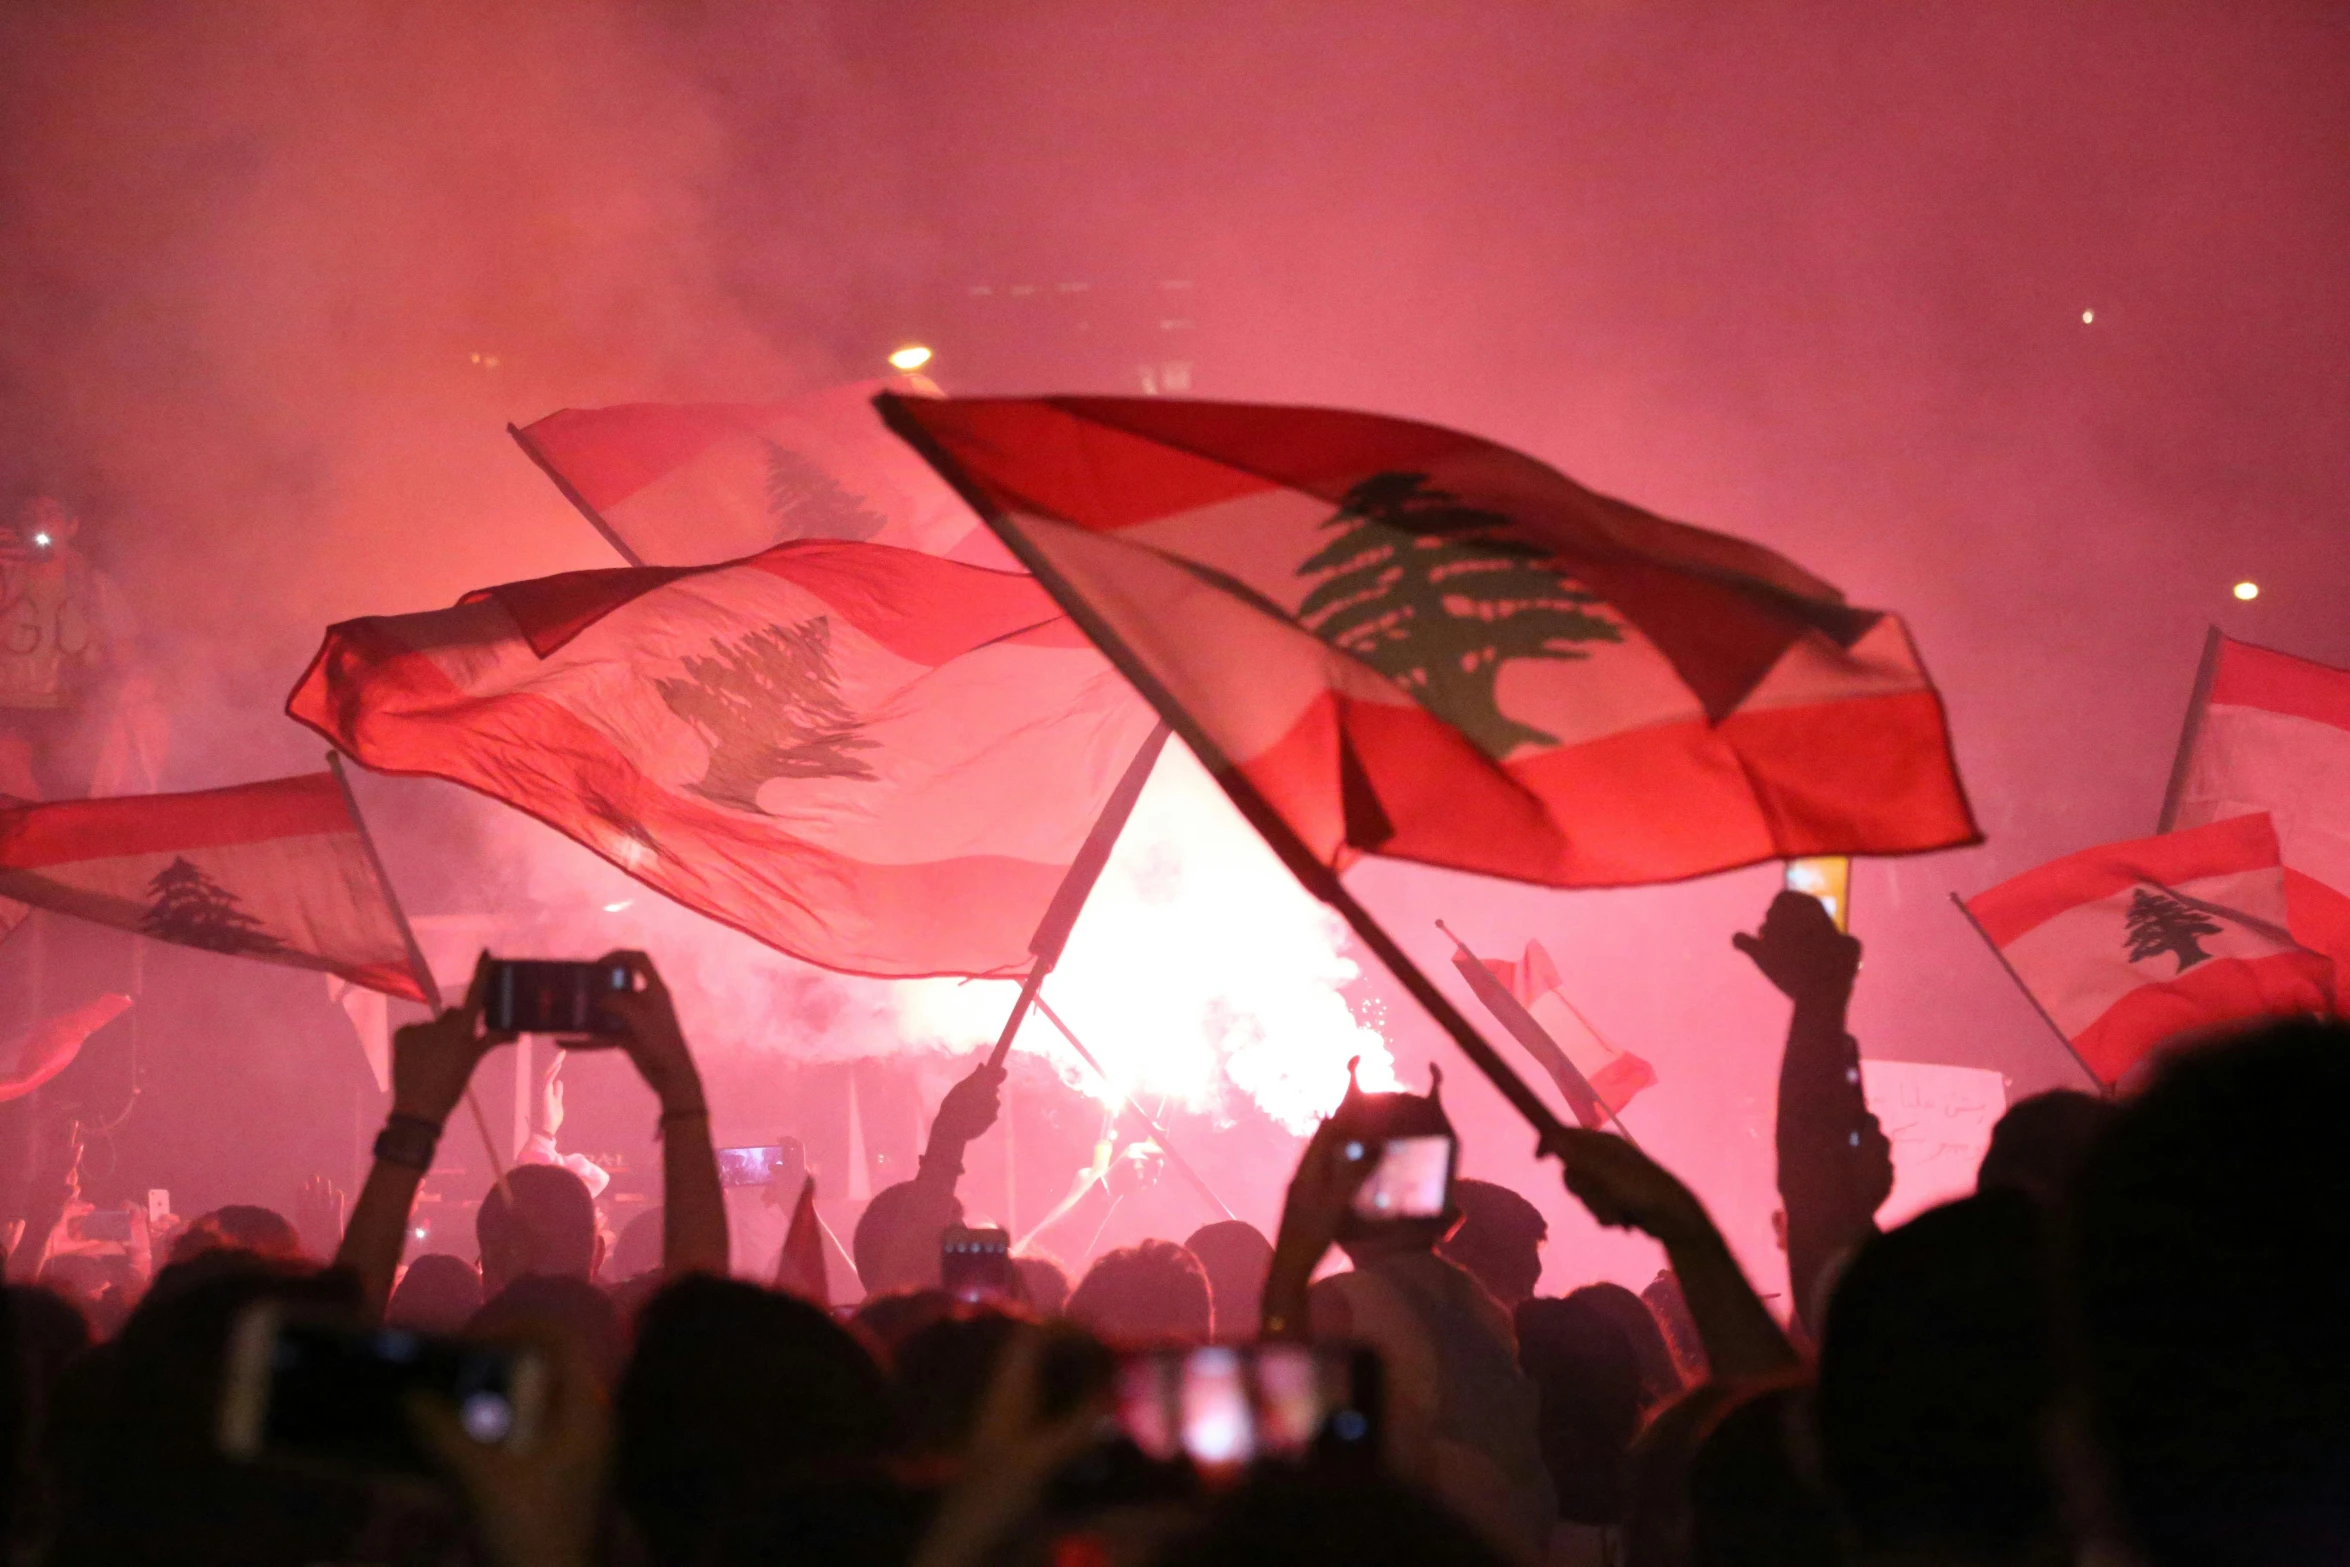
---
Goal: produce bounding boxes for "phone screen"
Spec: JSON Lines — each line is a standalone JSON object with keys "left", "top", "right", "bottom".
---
{"left": 716, "top": 1142, "right": 804, "bottom": 1190}
{"left": 941, "top": 1225, "right": 1014, "bottom": 1302}
{"left": 219, "top": 1306, "right": 544, "bottom": 1476}
{"left": 481, "top": 959, "right": 634, "bottom": 1038}
{"left": 1348, "top": 1134, "right": 1455, "bottom": 1221}
{"left": 1784, "top": 856, "right": 1852, "bottom": 932}
{"left": 1113, "top": 1343, "right": 1378, "bottom": 1476}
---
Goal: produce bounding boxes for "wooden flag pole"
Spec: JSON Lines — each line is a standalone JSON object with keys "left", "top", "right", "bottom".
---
{"left": 1032, "top": 993, "right": 1236, "bottom": 1221}
{"left": 2155, "top": 625, "right": 2224, "bottom": 834}
{"left": 1947, "top": 892, "right": 2108, "bottom": 1095}
{"left": 984, "top": 722, "right": 1173, "bottom": 1070}
{"left": 327, "top": 752, "right": 516, "bottom": 1199}
{"left": 876, "top": 393, "right": 1576, "bottom": 1155}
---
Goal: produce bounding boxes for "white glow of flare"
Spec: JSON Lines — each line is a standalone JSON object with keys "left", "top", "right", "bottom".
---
{"left": 887, "top": 344, "right": 934, "bottom": 372}
{"left": 889, "top": 744, "right": 1398, "bottom": 1132}
{"left": 2233, "top": 580, "right": 2260, "bottom": 602}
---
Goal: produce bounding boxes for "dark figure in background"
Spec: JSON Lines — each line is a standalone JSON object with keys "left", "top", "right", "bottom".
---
{"left": 1183, "top": 1218, "right": 1272, "bottom": 1342}
{"left": 1066, "top": 1238, "right": 1212, "bottom": 1346}
{"left": 1735, "top": 890, "right": 1892, "bottom": 1335}
{"left": 476, "top": 1164, "right": 601, "bottom": 1295}
{"left": 1563, "top": 1281, "right": 1682, "bottom": 1412}
{"left": 1815, "top": 1190, "right": 2060, "bottom": 1567}
{"left": 852, "top": 1058, "right": 1003, "bottom": 1294}
{"left": 384, "top": 1252, "right": 482, "bottom": 1333}
{"left": 2066, "top": 1018, "right": 2350, "bottom": 1567}
{"left": 1516, "top": 1294, "right": 1643, "bottom": 1536}
{"left": 1439, "top": 1178, "right": 1549, "bottom": 1310}
{"left": 1975, "top": 1087, "right": 2113, "bottom": 1208}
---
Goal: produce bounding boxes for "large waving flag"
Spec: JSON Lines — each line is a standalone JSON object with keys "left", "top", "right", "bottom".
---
{"left": 0, "top": 994, "right": 133, "bottom": 1103}
{"left": 1961, "top": 814, "right": 2333, "bottom": 1087}
{"left": 878, "top": 395, "right": 1978, "bottom": 888}
{"left": 0, "top": 775, "right": 428, "bottom": 1000}
{"left": 2164, "top": 633, "right": 2350, "bottom": 978}
{"left": 511, "top": 379, "right": 1012, "bottom": 569}
{"left": 288, "top": 541, "right": 1157, "bottom": 979}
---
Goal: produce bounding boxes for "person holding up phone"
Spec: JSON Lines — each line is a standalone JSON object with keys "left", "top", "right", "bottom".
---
{"left": 336, "top": 950, "right": 727, "bottom": 1321}
{"left": 1260, "top": 1064, "right": 1556, "bottom": 1566}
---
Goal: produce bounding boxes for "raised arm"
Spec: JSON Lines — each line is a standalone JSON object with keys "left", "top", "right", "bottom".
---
{"left": 338, "top": 957, "right": 509, "bottom": 1319}
{"left": 599, "top": 952, "right": 726, "bottom": 1279}
{"left": 5, "top": 1114, "right": 82, "bottom": 1284}
{"left": 1551, "top": 1125, "right": 1799, "bottom": 1380}
{"left": 1734, "top": 890, "right": 1891, "bottom": 1337}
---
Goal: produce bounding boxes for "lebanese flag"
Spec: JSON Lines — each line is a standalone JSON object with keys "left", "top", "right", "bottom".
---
{"left": 0, "top": 775, "right": 428, "bottom": 1000}
{"left": 879, "top": 395, "right": 1978, "bottom": 888}
{"left": 1962, "top": 814, "right": 2333, "bottom": 1087}
{"left": 0, "top": 993, "right": 133, "bottom": 1103}
{"left": 774, "top": 1175, "right": 828, "bottom": 1307}
{"left": 288, "top": 541, "right": 1157, "bottom": 979}
{"left": 511, "top": 379, "right": 1014, "bottom": 569}
{"left": 1479, "top": 939, "right": 1657, "bottom": 1115}
{"left": 2167, "top": 634, "right": 2350, "bottom": 979}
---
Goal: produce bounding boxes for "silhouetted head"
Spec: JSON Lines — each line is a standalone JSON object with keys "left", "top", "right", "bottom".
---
{"left": 384, "top": 1253, "right": 481, "bottom": 1334}
{"left": 1067, "top": 1239, "right": 1212, "bottom": 1346}
{"left": 893, "top": 1307, "right": 1025, "bottom": 1464}
{"left": 607, "top": 1204, "right": 663, "bottom": 1283}
{"left": 618, "top": 1275, "right": 892, "bottom": 1562}
{"left": 851, "top": 1179, "right": 961, "bottom": 1294}
{"left": 1564, "top": 1281, "right": 1681, "bottom": 1411}
{"left": 1182, "top": 1220, "right": 1273, "bottom": 1340}
{"left": 469, "top": 1273, "right": 621, "bottom": 1388}
{"left": 1516, "top": 1294, "right": 1642, "bottom": 1525}
{"left": 1013, "top": 1254, "right": 1070, "bottom": 1317}
{"left": 1156, "top": 1466, "right": 1508, "bottom": 1567}
{"left": 1817, "top": 1190, "right": 2057, "bottom": 1561}
{"left": 2068, "top": 1018, "right": 2350, "bottom": 1567}
{"left": 1977, "top": 1088, "right": 2115, "bottom": 1207}
{"left": 475, "top": 1164, "right": 601, "bottom": 1294}
{"left": 1439, "top": 1179, "right": 1548, "bottom": 1309}
{"left": 169, "top": 1205, "right": 303, "bottom": 1266}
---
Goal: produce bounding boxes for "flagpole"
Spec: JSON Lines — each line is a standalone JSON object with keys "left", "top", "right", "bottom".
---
{"left": 327, "top": 752, "right": 517, "bottom": 1197}
{"left": 509, "top": 423, "right": 648, "bottom": 569}
{"left": 1436, "top": 919, "right": 1638, "bottom": 1144}
{"left": 1032, "top": 993, "right": 1236, "bottom": 1222}
{"left": 984, "top": 722, "right": 1173, "bottom": 1071}
{"left": 876, "top": 393, "right": 1575, "bottom": 1155}
{"left": 2156, "top": 625, "right": 2223, "bottom": 834}
{"left": 1947, "top": 892, "right": 2108, "bottom": 1094}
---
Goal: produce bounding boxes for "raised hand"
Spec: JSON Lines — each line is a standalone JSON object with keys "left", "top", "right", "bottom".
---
{"left": 534, "top": 1052, "right": 568, "bottom": 1141}
{"left": 597, "top": 951, "right": 704, "bottom": 1115}
{"left": 391, "top": 954, "right": 513, "bottom": 1126}
{"left": 929, "top": 1060, "right": 1006, "bottom": 1149}
{"left": 1733, "top": 888, "right": 1861, "bottom": 1010}
{"left": 1260, "top": 1111, "right": 1382, "bottom": 1339}
{"left": 411, "top": 1324, "right": 611, "bottom": 1567}
{"left": 1549, "top": 1127, "right": 1709, "bottom": 1244}
{"left": 294, "top": 1173, "right": 347, "bottom": 1259}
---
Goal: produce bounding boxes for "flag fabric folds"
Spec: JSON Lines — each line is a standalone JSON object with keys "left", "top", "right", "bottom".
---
{"left": 512, "top": 379, "right": 1013, "bottom": 568}
{"left": 1475, "top": 939, "right": 1658, "bottom": 1115}
{"left": 1962, "top": 813, "right": 2333, "bottom": 1087}
{"left": 288, "top": 541, "right": 1157, "bottom": 980}
{"left": 0, "top": 775, "right": 427, "bottom": 1000}
{"left": 775, "top": 1175, "right": 829, "bottom": 1307}
{"left": 0, "top": 993, "right": 133, "bottom": 1103}
{"left": 878, "top": 394, "right": 1978, "bottom": 889}
{"left": 2166, "top": 634, "right": 2350, "bottom": 979}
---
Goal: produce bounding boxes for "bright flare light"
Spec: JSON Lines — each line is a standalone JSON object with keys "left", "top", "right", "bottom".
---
{"left": 887, "top": 344, "right": 934, "bottom": 372}
{"left": 31, "top": 532, "right": 50, "bottom": 548}
{"left": 889, "top": 743, "right": 1398, "bottom": 1132}
{"left": 2081, "top": 309, "right": 2095, "bottom": 324}
{"left": 2233, "top": 580, "right": 2260, "bottom": 602}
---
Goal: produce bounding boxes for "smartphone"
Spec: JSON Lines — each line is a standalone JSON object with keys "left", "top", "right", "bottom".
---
{"left": 1113, "top": 1343, "right": 1380, "bottom": 1474}
{"left": 1784, "top": 855, "right": 1852, "bottom": 932}
{"left": 481, "top": 958, "right": 634, "bottom": 1038}
{"left": 219, "top": 1304, "right": 546, "bottom": 1477}
{"left": 1346, "top": 1134, "right": 1456, "bottom": 1222}
{"left": 716, "top": 1139, "right": 805, "bottom": 1190}
{"left": 941, "top": 1224, "right": 1016, "bottom": 1302}
{"left": 74, "top": 1207, "right": 133, "bottom": 1243}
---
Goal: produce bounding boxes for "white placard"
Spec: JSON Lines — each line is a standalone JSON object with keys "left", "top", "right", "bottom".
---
{"left": 1860, "top": 1059, "right": 2007, "bottom": 1228}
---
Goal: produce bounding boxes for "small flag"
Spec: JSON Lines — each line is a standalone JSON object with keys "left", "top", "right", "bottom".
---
{"left": 776, "top": 1175, "right": 828, "bottom": 1307}
{"left": 1962, "top": 813, "right": 2332, "bottom": 1087}
{"left": 0, "top": 775, "right": 428, "bottom": 1000}
{"left": 879, "top": 394, "right": 1979, "bottom": 890}
{"left": 289, "top": 540, "right": 1156, "bottom": 979}
{"left": 2167, "top": 634, "right": 2350, "bottom": 979}
{"left": 512, "top": 379, "right": 1014, "bottom": 568}
{"left": 1445, "top": 928, "right": 1611, "bottom": 1130}
{"left": 0, "top": 993, "right": 133, "bottom": 1103}
{"left": 1481, "top": 939, "right": 1657, "bottom": 1115}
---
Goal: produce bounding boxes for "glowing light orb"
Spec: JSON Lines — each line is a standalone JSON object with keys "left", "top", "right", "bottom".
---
{"left": 603, "top": 900, "right": 633, "bottom": 913}
{"left": 887, "top": 344, "right": 934, "bottom": 372}
{"left": 2233, "top": 580, "right": 2260, "bottom": 602}
{"left": 2081, "top": 309, "right": 2095, "bottom": 324}
{"left": 31, "top": 531, "right": 50, "bottom": 548}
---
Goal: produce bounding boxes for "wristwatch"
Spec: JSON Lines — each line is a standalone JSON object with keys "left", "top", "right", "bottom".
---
{"left": 372, "top": 1113, "right": 442, "bottom": 1172}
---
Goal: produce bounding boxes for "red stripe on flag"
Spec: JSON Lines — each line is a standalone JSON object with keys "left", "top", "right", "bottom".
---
{"left": 2070, "top": 947, "right": 2332, "bottom": 1085}
{"left": 517, "top": 404, "right": 760, "bottom": 513}
{"left": 0, "top": 774, "right": 354, "bottom": 869}
{"left": 2209, "top": 635, "right": 2350, "bottom": 735}
{"left": 1964, "top": 814, "right": 2281, "bottom": 948}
